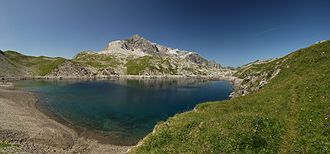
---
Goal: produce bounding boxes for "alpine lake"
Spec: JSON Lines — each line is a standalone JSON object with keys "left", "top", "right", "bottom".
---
{"left": 16, "top": 78, "right": 233, "bottom": 145}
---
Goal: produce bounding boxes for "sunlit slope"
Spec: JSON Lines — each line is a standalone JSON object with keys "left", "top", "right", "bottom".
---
{"left": 130, "top": 41, "right": 330, "bottom": 153}
{"left": 4, "top": 51, "right": 65, "bottom": 76}
{"left": 0, "top": 51, "right": 30, "bottom": 77}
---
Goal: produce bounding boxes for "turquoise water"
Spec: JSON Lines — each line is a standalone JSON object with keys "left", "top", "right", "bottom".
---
{"left": 17, "top": 79, "right": 233, "bottom": 145}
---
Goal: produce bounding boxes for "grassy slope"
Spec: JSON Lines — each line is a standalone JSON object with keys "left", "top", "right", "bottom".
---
{"left": 0, "top": 52, "right": 29, "bottom": 77}
{"left": 125, "top": 56, "right": 177, "bottom": 75}
{"left": 4, "top": 51, "right": 65, "bottom": 76}
{"left": 73, "top": 51, "right": 121, "bottom": 68}
{"left": 130, "top": 41, "right": 330, "bottom": 153}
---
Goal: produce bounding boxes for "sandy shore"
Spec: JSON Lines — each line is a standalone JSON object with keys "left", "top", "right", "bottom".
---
{"left": 0, "top": 85, "right": 131, "bottom": 154}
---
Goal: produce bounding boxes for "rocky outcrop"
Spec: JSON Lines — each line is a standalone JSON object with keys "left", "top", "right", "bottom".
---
{"left": 230, "top": 58, "right": 285, "bottom": 98}
{"left": 208, "top": 60, "right": 222, "bottom": 69}
{"left": 48, "top": 60, "right": 94, "bottom": 78}
{"left": 122, "top": 34, "right": 160, "bottom": 55}
{"left": 184, "top": 53, "right": 208, "bottom": 65}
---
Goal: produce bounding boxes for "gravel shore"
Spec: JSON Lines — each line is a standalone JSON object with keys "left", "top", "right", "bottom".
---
{"left": 0, "top": 86, "right": 131, "bottom": 154}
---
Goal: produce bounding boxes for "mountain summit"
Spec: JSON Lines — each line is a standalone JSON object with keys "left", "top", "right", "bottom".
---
{"left": 100, "top": 34, "right": 217, "bottom": 67}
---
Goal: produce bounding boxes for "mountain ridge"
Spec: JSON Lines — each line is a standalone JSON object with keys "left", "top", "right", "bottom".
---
{"left": 0, "top": 35, "right": 229, "bottom": 78}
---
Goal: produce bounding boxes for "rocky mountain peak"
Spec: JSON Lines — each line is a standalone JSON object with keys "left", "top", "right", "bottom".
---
{"left": 128, "top": 34, "right": 146, "bottom": 41}
{"left": 117, "top": 34, "right": 160, "bottom": 55}
{"left": 99, "top": 35, "right": 222, "bottom": 69}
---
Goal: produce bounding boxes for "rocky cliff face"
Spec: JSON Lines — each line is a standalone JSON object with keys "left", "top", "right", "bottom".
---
{"left": 230, "top": 58, "right": 284, "bottom": 98}
{"left": 48, "top": 60, "right": 94, "bottom": 78}
{"left": 121, "top": 34, "right": 160, "bottom": 55}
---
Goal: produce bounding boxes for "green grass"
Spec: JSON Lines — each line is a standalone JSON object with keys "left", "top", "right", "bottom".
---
{"left": 130, "top": 41, "right": 330, "bottom": 153}
{"left": 125, "top": 56, "right": 156, "bottom": 75}
{"left": 4, "top": 50, "right": 66, "bottom": 76}
{"left": 125, "top": 56, "right": 178, "bottom": 75}
{"left": 0, "top": 142, "right": 15, "bottom": 149}
{"left": 73, "top": 51, "right": 120, "bottom": 68}
{"left": 0, "top": 143, "right": 10, "bottom": 148}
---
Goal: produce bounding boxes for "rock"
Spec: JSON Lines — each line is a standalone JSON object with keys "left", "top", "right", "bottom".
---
{"left": 231, "top": 59, "right": 285, "bottom": 98}
{"left": 48, "top": 60, "right": 93, "bottom": 78}
{"left": 184, "top": 53, "right": 208, "bottom": 65}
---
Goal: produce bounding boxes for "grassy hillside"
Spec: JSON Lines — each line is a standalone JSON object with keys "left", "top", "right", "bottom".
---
{"left": 4, "top": 51, "right": 65, "bottom": 76}
{"left": 125, "top": 56, "right": 178, "bottom": 75}
{"left": 0, "top": 51, "right": 30, "bottom": 78}
{"left": 130, "top": 41, "right": 330, "bottom": 153}
{"left": 73, "top": 51, "right": 121, "bottom": 68}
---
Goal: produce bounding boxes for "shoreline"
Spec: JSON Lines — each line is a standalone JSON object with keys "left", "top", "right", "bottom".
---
{"left": 35, "top": 95, "right": 138, "bottom": 146}
{"left": 3, "top": 74, "right": 237, "bottom": 81}
{"left": 0, "top": 76, "right": 241, "bottom": 153}
{"left": 0, "top": 85, "right": 132, "bottom": 153}
{"left": 4, "top": 74, "right": 242, "bottom": 94}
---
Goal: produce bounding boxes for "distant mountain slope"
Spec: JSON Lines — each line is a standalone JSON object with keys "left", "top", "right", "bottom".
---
{"left": 0, "top": 35, "right": 231, "bottom": 78}
{"left": 130, "top": 41, "right": 330, "bottom": 153}
{"left": 100, "top": 34, "right": 217, "bottom": 68}
{"left": 4, "top": 51, "right": 65, "bottom": 76}
{"left": 49, "top": 35, "right": 229, "bottom": 77}
{"left": 0, "top": 50, "right": 31, "bottom": 78}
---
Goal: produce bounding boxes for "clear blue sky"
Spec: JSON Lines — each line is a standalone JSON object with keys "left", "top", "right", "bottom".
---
{"left": 1, "top": 0, "right": 329, "bottom": 67}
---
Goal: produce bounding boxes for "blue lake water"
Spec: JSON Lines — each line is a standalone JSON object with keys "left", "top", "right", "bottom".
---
{"left": 17, "top": 79, "right": 233, "bottom": 145}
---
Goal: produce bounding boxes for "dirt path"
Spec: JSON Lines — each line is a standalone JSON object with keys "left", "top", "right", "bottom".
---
{"left": 278, "top": 86, "right": 299, "bottom": 153}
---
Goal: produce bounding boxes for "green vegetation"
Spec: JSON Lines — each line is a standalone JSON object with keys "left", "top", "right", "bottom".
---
{"left": 235, "top": 60, "right": 280, "bottom": 79}
{"left": 0, "top": 142, "right": 15, "bottom": 148}
{"left": 125, "top": 56, "right": 177, "bottom": 75}
{"left": 130, "top": 41, "right": 330, "bottom": 153}
{"left": 73, "top": 51, "right": 120, "bottom": 68}
{"left": 4, "top": 51, "right": 65, "bottom": 76}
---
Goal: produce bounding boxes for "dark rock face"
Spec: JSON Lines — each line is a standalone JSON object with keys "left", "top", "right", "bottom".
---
{"left": 184, "top": 53, "right": 208, "bottom": 65}
{"left": 98, "top": 67, "right": 118, "bottom": 76}
{"left": 121, "top": 35, "right": 173, "bottom": 56}
{"left": 48, "top": 60, "right": 93, "bottom": 77}
{"left": 208, "top": 60, "right": 222, "bottom": 69}
{"left": 0, "top": 50, "right": 4, "bottom": 55}
{"left": 122, "top": 34, "right": 160, "bottom": 55}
